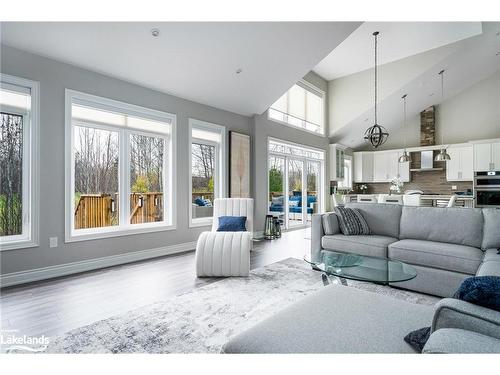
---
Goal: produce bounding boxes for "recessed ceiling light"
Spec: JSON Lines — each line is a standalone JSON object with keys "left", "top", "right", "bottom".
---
{"left": 235, "top": 68, "right": 242, "bottom": 74}
{"left": 496, "top": 51, "right": 500, "bottom": 56}
{"left": 429, "top": 93, "right": 435, "bottom": 97}
{"left": 364, "top": 118, "right": 369, "bottom": 122}
{"left": 151, "top": 28, "right": 160, "bottom": 37}
{"left": 496, "top": 31, "right": 500, "bottom": 37}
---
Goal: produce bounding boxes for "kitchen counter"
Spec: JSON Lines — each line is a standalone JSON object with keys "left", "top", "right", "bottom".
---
{"left": 341, "top": 194, "right": 475, "bottom": 208}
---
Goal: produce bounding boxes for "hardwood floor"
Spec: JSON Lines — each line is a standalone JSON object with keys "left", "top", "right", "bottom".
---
{"left": 0, "top": 228, "right": 311, "bottom": 341}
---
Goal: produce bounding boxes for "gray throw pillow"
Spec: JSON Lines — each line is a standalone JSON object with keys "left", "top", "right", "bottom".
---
{"left": 334, "top": 207, "right": 370, "bottom": 235}
{"left": 322, "top": 213, "right": 340, "bottom": 235}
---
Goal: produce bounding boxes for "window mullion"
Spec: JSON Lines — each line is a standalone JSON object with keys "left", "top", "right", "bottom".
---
{"left": 119, "top": 129, "right": 130, "bottom": 229}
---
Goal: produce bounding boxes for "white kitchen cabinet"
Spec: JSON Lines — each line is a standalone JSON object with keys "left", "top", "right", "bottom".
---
{"left": 474, "top": 141, "right": 500, "bottom": 172}
{"left": 446, "top": 146, "right": 473, "bottom": 181}
{"left": 397, "top": 151, "right": 410, "bottom": 182}
{"left": 372, "top": 151, "right": 407, "bottom": 182}
{"left": 373, "top": 152, "right": 389, "bottom": 182}
{"left": 353, "top": 152, "right": 374, "bottom": 182}
{"left": 329, "top": 144, "right": 346, "bottom": 181}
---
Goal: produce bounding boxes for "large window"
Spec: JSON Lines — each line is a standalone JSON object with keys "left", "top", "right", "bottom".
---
{"left": 189, "top": 119, "right": 225, "bottom": 227}
{"left": 268, "top": 82, "right": 325, "bottom": 135}
{"left": 66, "top": 90, "right": 175, "bottom": 242}
{"left": 268, "top": 139, "right": 325, "bottom": 229}
{"left": 0, "top": 74, "right": 39, "bottom": 251}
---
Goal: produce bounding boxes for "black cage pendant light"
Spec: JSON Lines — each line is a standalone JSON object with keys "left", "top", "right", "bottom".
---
{"left": 435, "top": 69, "right": 451, "bottom": 161}
{"left": 364, "top": 31, "right": 389, "bottom": 148}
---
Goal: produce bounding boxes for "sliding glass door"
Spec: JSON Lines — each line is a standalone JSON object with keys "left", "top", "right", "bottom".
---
{"left": 268, "top": 139, "right": 324, "bottom": 230}
{"left": 287, "top": 158, "right": 304, "bottom": 228}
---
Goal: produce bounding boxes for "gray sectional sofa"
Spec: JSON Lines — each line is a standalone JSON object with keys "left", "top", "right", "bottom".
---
{"left": 312, "top": 203, "right": 500, "bottom": 297}
{"left": 223, "top": 204, "right": 500, "bottom": 353}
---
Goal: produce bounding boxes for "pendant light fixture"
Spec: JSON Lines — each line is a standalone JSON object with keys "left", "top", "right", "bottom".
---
{"left": 434, "top": 69, "right": 451, "bottom": 161}
{"left": 398, "top": 94, "right": 411, "bottom": 163}
{"left": 364, "top": 31, "right": 389, "bottom": 148}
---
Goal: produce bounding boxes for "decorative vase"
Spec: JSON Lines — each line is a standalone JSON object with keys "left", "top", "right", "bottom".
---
{"left": 264, "top": 215, "right": 275, "bottom": 240}
{"left": 273, "top": 217, "right": 281, "bottom": 238}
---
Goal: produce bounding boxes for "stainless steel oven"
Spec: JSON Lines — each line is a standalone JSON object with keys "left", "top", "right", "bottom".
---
{"left": 474, "top": 171, "right": 500, "bottom": 208}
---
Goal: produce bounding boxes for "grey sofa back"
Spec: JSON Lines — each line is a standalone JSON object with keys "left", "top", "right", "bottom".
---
{"left": 399, "top": 206, "right": 484, "bottom": 248}
{"left": 345, "top": 203, "right": 402, "bottom": 238}
{"left": 482, "top": 209, "right": 500, "bottom": 250}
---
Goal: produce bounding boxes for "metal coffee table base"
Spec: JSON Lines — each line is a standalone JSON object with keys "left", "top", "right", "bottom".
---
{"left": 321, "top": 273, "right": 348, "bottom": 286}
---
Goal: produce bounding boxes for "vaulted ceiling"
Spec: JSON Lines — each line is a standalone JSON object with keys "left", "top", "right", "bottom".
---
{"left": 316, "top": 22, "right": 500, "bottom": 149}
{"left": 0, "top": 22, "right": 361, "bottom": 116}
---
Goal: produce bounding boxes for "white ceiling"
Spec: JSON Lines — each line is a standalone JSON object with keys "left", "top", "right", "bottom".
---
{"left": 0, "top": 22, "right": 360, "bottom": 116}
{"left": 314, "top": 22, "right": 483, "bottom": 80}
{"left": 329, "top": 22, "right": 500, "bottom": 149}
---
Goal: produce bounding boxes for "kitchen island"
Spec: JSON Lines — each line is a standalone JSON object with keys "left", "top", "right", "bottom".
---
{"left": 340, "top": 194, "right": 474, "bottom": 208}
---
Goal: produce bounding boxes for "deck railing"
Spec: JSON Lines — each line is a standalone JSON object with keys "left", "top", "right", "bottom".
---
{"left": 74, "top": 193, "right": 163, "bottom": 229}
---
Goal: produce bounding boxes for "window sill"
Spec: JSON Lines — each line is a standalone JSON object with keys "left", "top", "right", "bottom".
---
{"left": 65, "top": 223, "right": 176, "bottom": 243}
{"left": 189, "top": 218, "right": 213, "bottom": 228}
{"left": 0, "top": 238, "right": 39, "bottom": 252}
{"left": 266, "top": 115, "right": 326, "bottom": 138}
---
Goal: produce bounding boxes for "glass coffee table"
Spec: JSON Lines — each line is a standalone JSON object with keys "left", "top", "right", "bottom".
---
{"left": 305, "top": 251, "right": 417, "bottom": 286}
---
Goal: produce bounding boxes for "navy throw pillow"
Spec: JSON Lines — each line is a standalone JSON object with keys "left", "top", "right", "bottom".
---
{"left": 217, "top": 216, "right": 247, "bottom": 232}
{"left": 453, "top": 276, "right": 500, "bottom": 312}
{"left": 194, "top": 198, "right": 206, "bottom": 206}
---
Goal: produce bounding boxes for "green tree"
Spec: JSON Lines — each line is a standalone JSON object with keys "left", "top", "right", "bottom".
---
{"left": 132, "top": 175, "right": 149, "bottom": 193}
{"left": 269, "top": 167, "right": 283, "bottom": 193}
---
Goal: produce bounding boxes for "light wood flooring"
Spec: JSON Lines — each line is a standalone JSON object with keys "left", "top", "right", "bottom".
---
{"left": 0, "top": 228, "right": 310, "bottom": 341}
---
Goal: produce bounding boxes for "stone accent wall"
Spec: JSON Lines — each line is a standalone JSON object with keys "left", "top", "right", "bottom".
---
{"left": 357, "top": 150, "right": 473, "bottom": 195}
{"left": 420, "top": 106, "right": 436, "bottom": 146}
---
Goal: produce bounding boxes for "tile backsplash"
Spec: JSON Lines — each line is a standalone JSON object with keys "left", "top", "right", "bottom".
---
{"left": 357, "top": 151, "right": 473, "bottom": 195}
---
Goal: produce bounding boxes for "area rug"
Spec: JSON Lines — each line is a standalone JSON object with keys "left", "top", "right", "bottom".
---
{"left": 45, "top": 258, "right": 439, "bottom": 353}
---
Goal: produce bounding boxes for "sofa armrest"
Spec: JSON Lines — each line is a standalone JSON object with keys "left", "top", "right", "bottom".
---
{"left": 311, "top": 214, "right": 325, "bottom": 263}
{"left": 423, "top": 328, "right": 500, "bottom": 353}
{"left": 431, "top": 298, "right": 500, "bottom": 340}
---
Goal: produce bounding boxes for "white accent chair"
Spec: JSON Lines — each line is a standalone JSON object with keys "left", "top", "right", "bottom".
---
{"left": 357, "top": 194, "right": 378, "bottom": 203}
{"left": 379, "top": 194, "right": 403, "bottom": 205}
{"left": 195, "top": 198, "right": 253, "bottom": 277}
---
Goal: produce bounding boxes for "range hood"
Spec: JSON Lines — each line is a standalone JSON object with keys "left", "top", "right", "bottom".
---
{"left": 409, "top": 150, "right": 444, "bottom": 172}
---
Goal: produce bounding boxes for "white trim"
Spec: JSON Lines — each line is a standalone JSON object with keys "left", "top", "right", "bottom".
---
{"left": 0, "top": 74, "right": 39, "bottom": 252}
{"left": 0, "top": 240, "right": 197, "bottom": 288}
{"left": 64, "top": 89, "right": 177, "bottom": 243}
{"left": 266, "top": 137, "right": 326, "bottom": 230}
{"left": 188, "top": 118, "right": 226, "bottom": 228}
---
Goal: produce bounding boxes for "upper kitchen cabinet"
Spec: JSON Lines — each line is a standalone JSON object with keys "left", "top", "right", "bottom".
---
{"left": 372, "top": 150, "right": 409, "bottom": 182}
{"left": 329, "top": 144, "right": 347, "bottom": 181}
{"left": 473, "top": 141, "right": 500, "bottom": 172}
{"left": 446, "top": 145, "right": 473, "bottom": 181}
{"left": 353, "top": 152, "right": 373, "bottom": 183}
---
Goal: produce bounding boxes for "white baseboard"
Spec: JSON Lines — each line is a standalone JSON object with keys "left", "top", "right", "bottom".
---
{"left": 0, "top": 241, "right": 197, "bottom": 288}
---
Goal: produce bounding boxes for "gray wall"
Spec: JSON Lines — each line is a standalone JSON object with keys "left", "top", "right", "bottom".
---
{"left": 356, "top": 70, "right": 500, "bottom": 151}
{"left": 0, "top": 45, "right": 253, "bottom": 275}
{"left": 252, "top": 72, "right": 330, "bottom": 231}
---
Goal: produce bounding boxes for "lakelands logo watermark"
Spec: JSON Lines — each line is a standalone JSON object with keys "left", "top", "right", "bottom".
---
{"left": 0, "top": 329, "right": 49, "bottom": 353}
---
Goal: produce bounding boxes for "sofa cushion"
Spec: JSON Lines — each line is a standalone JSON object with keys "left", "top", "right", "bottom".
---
{"left": 388, "top": 239, "right": 483, "bottom": 275}
{"left": 477, "top": 261, "right": 500, "bottom": 277}
{"left": 345, "top": 203, "right": 402, "bottom": 238}
{"left": 222, "top": 284, "right": 434, "bottom": 353}
{"left": 399, "top": 206, "right": 483, "bottom": 248}
{"left": 482, "top": 209, "right": 500, "bottom": 250}
{"left": 423, "top": 328, "right": 500, "bottom": 354}
{"left": 322, "top": 234, "right": 397, "bottom": 258}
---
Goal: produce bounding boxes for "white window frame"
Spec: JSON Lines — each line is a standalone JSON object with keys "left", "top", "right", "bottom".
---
{"left": 65, "top": 89, "right": 177, "bottom": 242}
{"left": 0, "top": 74, "right": 39, "bottom": 251}
{"left": 267, "top": 80, "right": 326, "bottom": 137}
{"left": 267, "top": 137, "right": 325, "bottom": 230}
{"left": 188, "top": 118, "right": 226, "bottom": 228}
